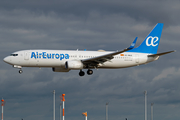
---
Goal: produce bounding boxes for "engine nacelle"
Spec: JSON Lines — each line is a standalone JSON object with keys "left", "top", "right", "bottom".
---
{"left": 65, "top": 60, "right": 83, "bottom": 70}
{"left": 52, "top": 67, "right": 70, "bottom": 72}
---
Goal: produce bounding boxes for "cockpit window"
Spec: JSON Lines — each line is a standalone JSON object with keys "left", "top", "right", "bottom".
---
{"left": 10, "top": 54, "right": 18, "bottom": 56}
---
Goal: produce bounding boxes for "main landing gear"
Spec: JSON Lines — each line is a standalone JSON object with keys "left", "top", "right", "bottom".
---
{"left": 79, "top": 69, "right": 93, "bottom": 76}
{"left": 79, "top": 70, "right": 85, "bottom": 76}
{"left": 87, "top": 69, "right": 93, "bottom": 75}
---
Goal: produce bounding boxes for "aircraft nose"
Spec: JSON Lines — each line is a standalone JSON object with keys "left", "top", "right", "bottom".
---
{"left": 3, "top": 57, "right": 10, "bottom": 63}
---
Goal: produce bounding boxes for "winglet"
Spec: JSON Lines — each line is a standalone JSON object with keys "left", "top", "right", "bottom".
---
{"left": 127, "top": 37, "right": 138, "bottom": 50}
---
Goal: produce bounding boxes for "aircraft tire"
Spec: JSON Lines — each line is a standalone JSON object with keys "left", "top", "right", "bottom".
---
{"left": 19, "top": 69, "right": 23, "bottom": 74}
{"left": 79, "top": 70, "right": 85, "bottom": 76}
{"left": 87, "top": 69, "right": 93, "bottom": 75}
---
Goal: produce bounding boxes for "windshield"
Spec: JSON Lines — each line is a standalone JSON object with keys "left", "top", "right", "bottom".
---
{"left": 10, "top": 54, "right": 18, "bottom": 56}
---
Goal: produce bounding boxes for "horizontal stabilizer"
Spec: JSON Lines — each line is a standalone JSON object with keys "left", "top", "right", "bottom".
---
{"left": 148, "top": 50, "right": 175, "bottom": 57}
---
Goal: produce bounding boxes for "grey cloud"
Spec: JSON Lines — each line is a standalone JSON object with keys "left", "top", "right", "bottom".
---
{"left": 0, "top": 0, "right": 180, "bottom": 120}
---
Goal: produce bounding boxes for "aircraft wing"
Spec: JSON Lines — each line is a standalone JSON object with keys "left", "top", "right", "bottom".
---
{"left": 82, "top": 49, "right": 127, "bottom": 68}
{"left": 82, "top": 38, "right": 138, "bottom": 68}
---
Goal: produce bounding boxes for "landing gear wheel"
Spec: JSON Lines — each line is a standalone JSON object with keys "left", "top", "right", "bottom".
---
{"left": 19, "top": 69, "right": 23, "bottom": 74}
{"left": 79, "top": 70, "right": 85, "bottom": 76}
{"left": 87, "top": 69, "right": 93, "bottom": 75}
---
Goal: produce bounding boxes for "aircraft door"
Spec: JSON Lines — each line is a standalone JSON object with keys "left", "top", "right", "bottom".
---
{"left": 135, "top": 54, "right": 139, "bottom": 63}
{"left": 24, "top": 52, "right": 29, "bottom": 60}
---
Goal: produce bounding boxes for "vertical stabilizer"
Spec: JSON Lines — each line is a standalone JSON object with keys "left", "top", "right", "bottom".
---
{"left": 128, "top": 23, "right": 163, "bottom": 54}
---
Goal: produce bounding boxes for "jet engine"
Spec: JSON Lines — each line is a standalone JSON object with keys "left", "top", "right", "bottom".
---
{"left": 52, "top": 67, "right": 70, "bottom": 72}
{"left": 65, "top": 60, "right": 83, "bottom": 70}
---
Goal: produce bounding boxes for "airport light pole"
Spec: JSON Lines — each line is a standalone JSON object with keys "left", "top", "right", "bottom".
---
{"left": 82, "top": 112, "right": 87, "bottom": 120}
{"left": 61, "top": 94, "right": 65, "bottom": 120}
{"left": 53, "top": 90, "right": 55, "bottom": 120}
{"left": 151, "top": 103, "right": 154, "bottom": 120}
{"left": 106, "top": 102, "right": 109, "bottom": 120}
{"left": 1, "top": 99, "right": 5, "bottom": 120}
{"left": 60, "top": 103, "right": 62, "bottom": 120}
{"left": 144, "top": 91, "right": 147, "bottom": 120}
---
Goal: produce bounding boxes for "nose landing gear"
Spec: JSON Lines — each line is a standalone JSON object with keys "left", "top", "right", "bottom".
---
{"left": 19, "top": 69, "right": 23, "bottom": 74}
{"left": 13, "top": 65, "right": 23, "bottom": 74}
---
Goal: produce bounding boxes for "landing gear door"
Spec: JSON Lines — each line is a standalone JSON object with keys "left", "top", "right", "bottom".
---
{"left": 24, "top": 52, "right": 29, "bottom": 60}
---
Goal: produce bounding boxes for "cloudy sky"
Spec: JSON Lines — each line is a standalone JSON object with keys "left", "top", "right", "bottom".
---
{"left": 0, "top": 0, "right": 180, "bottom": 120}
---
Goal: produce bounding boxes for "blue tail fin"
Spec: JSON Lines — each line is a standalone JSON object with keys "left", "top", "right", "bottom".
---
{"left": 128, "top": 23, "right": 164, "bottom": 54}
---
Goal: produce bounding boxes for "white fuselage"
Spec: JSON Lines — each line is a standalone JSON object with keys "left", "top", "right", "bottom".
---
{"left": 3, "top": 49, "right": 157, "bottom": 69}
{"left": 3, "top": 23, "right": 172, "bottom": 76}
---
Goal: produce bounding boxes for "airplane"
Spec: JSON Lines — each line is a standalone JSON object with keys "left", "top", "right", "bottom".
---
{"left": 3, "top": 23, "right": 174, "bottom": 76}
